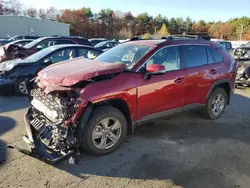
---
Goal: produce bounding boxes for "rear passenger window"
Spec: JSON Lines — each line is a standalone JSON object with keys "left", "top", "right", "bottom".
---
{"left": 182, "top": 45, "right": 207, "bottom": 68}
{"left": 208, "top": 47, "right": 223, "bottom": 63}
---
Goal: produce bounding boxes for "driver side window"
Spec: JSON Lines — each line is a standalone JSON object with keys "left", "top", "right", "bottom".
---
{"left": 146, "top": 46, "right": 180, "bottom": 72}
{"left": 47, "top": 48, "right": 76, "bottom": 63}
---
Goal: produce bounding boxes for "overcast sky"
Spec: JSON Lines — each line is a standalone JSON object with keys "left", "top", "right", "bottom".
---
{"left": 20, "top": 0, "right": 250, "bottom": 22}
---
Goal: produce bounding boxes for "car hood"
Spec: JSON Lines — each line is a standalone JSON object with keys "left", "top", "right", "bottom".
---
{"left": 37, "top": 57, "right": 126, "bottom": 87}
{"left": 0, "top": 58, "right": 31, "bottom": 71}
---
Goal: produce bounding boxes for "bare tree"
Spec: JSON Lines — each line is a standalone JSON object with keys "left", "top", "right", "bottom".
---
{"left": 26, "top": 8, "right": 37, "bottom": 18}
{"left": 38, "top": 8, "right": 46, "bottom": 19}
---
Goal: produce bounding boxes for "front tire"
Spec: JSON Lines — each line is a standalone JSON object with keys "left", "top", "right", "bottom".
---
{"left": 14, "top": 78, "right": 28, "bottom": 96}
{"left": 202, "top": 88, "right": 228, "bottom": 120}
{"left": 82, "top": 106, "right": 127, "bottom": 155}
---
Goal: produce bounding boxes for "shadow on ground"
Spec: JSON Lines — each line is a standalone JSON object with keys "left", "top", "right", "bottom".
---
{"left": 39, "top": 92, "right": 250, "bottom": 187}
{"left": 0, "top": 96, "right": 29, "bottom": 113}
{"left": 0, "top": 116, "right": 16, "bottom": 166}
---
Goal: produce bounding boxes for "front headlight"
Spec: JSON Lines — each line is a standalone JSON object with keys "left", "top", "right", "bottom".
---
{"left": 0, "top": 63, "right": 14, "bottom": 72}
{"left": 3, "top": 63, "right": 14, "bottom": 71}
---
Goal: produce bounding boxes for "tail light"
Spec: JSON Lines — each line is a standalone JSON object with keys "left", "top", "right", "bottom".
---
{"left": 1, "top": 55, "right": 6, "bottom": 62}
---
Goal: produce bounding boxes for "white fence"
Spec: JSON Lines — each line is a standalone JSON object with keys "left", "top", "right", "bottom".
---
{"left": 229, "top": 41, "right": 249, "bottom": 48}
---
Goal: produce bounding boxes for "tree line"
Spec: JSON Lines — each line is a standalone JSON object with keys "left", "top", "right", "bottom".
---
{"left": 1, "top": 0, "right": 250, "bottom": 40}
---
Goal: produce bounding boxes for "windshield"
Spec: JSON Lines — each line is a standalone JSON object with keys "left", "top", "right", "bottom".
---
{"left": 95, "top": 43, "right": 153, "bottom": 70}
{"left": 8, "top": 36, "right": 19, "bottom": 42}
{"left": 24, "top": 46, "right": 56, "bottom": 62}
{"left": 24, "top": 38, "right": 42, "bottom": 48}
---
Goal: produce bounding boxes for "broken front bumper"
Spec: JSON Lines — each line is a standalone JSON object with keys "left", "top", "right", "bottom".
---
{"left": 15, "top": 107, "right": 77, "bottom": 164}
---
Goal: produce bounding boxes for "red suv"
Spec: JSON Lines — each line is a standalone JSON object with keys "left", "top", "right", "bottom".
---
{"left": 19, "top": 36, "right": 237, "bottom": 163}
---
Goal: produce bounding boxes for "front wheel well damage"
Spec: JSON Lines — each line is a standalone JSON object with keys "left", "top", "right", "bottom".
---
{"left": 91, "top": 99, "right": 133, "bottom": 135}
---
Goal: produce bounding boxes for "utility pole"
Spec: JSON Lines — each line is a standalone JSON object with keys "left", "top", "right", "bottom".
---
{"left": 239, "top": 24, "right": 244, "bottom": 41}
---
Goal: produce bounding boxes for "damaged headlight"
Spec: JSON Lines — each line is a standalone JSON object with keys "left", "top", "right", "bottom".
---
{"left": 0, "top": 62, "right": 14, "bottom": 72}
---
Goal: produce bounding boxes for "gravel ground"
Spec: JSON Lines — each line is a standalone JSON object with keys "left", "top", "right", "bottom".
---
{"left": 0, "top": 87, "right": 250, "bottom": 188}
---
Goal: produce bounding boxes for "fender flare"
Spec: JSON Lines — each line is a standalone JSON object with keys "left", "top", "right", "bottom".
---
{"left": 206, "top": 79, "right": 232, "bottom": 103}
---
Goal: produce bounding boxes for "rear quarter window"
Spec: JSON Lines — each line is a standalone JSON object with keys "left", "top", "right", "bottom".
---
{"left": 78, "top": 39, "right": 93, "bottom": 46}
{"left": 209, "top": 47, "right": 223, "bottom": 63}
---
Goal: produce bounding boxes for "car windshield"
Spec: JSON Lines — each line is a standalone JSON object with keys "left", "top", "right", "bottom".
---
{"left": 24, "top": 38, "right": 42, "bottom": 49}
{"left": 24, "top": 46, "right": 57, "bottom": 62}
{"left": 8, "top": 36, "right": 18, "bottom": 42}
{"left": 95, "top": 43, "right": 153, "bottom": 70}
{"left": 94, "top": 41, "right": 108, "bottom": 48}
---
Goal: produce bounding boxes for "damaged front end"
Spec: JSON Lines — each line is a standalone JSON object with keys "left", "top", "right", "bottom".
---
{"left": 234, "top": 48, "right": 250, "bottom": 60}
{"left": 17, "top": 80, "right": 92, "bottom": 164}
{"left": 12, "top": 59, "right": 125, "bottom": 164}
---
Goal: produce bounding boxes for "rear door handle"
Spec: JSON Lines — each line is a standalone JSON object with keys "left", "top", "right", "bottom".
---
{"left": 174, "top": 77, "right": 184, "bottom": 83}
{"left": 209, "top": 69, "right": 217, "bottom": 74}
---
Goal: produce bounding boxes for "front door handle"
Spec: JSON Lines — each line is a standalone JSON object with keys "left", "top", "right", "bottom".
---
{"left": 174, "top": 77, "right": 184, "bottom": 83}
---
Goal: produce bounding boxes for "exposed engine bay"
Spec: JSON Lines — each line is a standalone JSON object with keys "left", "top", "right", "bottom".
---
{"left": 21, "top": 87, "right": 82, "bottom": 164}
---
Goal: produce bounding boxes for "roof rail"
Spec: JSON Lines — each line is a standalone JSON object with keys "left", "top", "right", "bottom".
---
{"left": 161, "top": 35, "right": 205, "bottom": 41}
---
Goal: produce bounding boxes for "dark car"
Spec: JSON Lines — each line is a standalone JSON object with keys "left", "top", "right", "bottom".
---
{"left": 94, "top": 41, "right": 119, "bottom": 51}
{"left": 234, "top": 42, "right": 250, "bottom": 60}
{"left": 0, "top": 39, "right": 34, "bottom": 62}
{"left": 18, "top": 36, "right": 237, "bottom": 164}
{"left": 89, "top": 38, "right": 107, "bottom": 46}
{"left": 1, "top": 36, "right": 93, "bottom": 62}
{"left": 0, "top": 44, "right": 102, "bottom": 95}
{"left": 0, "top": 35, "right": 40, "bottom": 46}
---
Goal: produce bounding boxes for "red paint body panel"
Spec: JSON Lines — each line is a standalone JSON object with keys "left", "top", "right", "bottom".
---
{"left": 79, "top": 73, "right": 139, "bottom": 120}
{"left": 35, "top": 39, "right": 237, "bottom": 123}
{"left": 37, "top": 57, "right": 126, "bottom": 87}
{"left": 137, "top": 71, "right": 186, "bottom": 119}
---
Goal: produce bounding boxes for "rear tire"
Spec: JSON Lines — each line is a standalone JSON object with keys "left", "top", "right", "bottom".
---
{"left": 82, "top": 106, "right": 127, "bottom": 155}
{"left": 14, "top": 78, "right": 28, "bottom": 96}
{"left": 201, "top": 88, "right": 228, "bottom": 120}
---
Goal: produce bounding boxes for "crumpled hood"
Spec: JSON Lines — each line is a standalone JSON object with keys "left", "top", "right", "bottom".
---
{"left": 37, "top": 57, "right": 126, "bottom": 86}
{"left": 0, "top": 58, "right": 30, "bottom": 71}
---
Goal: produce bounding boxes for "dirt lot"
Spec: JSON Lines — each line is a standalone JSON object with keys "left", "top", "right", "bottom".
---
{"left": 1, "top": 88, "right": 250, "bottom": 188}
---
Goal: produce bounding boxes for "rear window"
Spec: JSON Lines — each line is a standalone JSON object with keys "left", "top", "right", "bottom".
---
{"left": 57, "top": 39, "right": 76, "bottom": 44}
{"left": 182, "top": 45, "right": 207, "bottom": 68}
{"left": 208, "top": 47, "right": 223, "bottom": 63}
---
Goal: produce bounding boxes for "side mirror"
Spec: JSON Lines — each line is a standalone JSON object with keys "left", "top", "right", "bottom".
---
{"left": 43, "top": 58, "right": 52, "bottom": 65}
{"left": 144, "top": 64, "right": 165, "bottom": 80}
{"left": 36, "top": 45, "right": 43, "bottom": 50}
